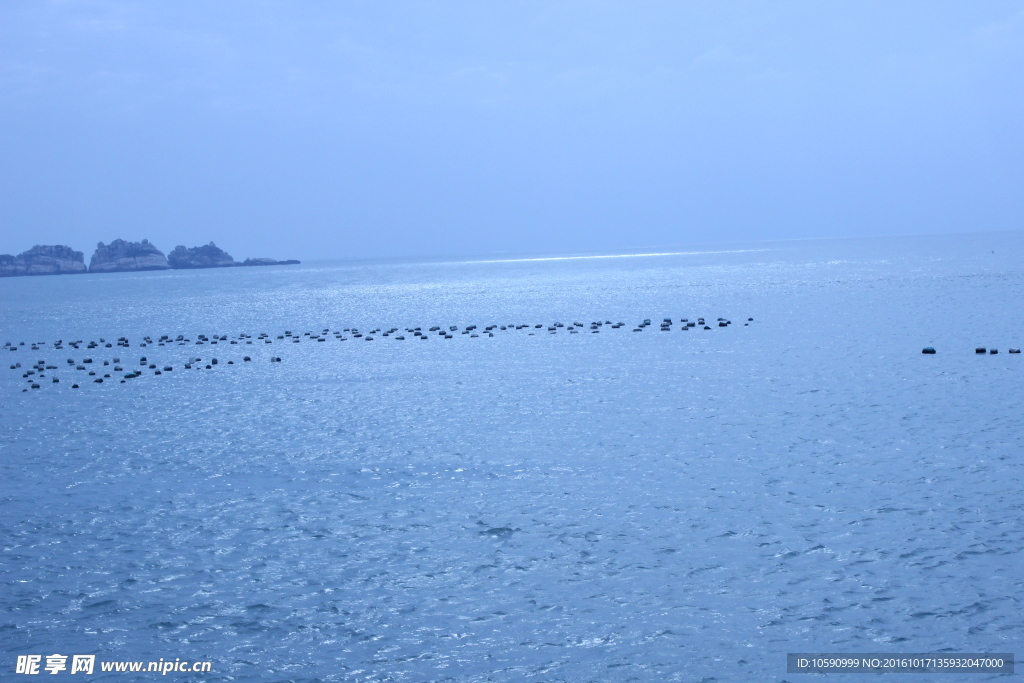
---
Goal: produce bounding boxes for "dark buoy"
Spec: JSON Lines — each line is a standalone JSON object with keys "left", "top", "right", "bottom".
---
{"left": 1009, "top": 348, "right": 1020, "bottom": 354}
{"left": 976, "top": 347, "right": 986, "bottom": 354}
{"left": 990, "top": 349, "right": 998, "bottom": 354}
{"left": 922, "top": 347, "right": 936, "bottom": 354}
{"left": 71, "top": 384, "right": 79, "bottom": 388}
{"left": 243, "top": 356, "right": 251, "bottom": 361}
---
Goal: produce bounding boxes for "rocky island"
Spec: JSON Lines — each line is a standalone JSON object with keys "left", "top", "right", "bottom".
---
{"left": 168, "top": 242, "right": 237, "bottom": 269}
{"left": 1, "top": 238, "right": 300, "bottom": 277}
{"left": 242, "top": 257, "right": 301, "bottom": 266}
{"left": 0, "top": 245, "right": 88, "bottom": 277}
{"left": 168, "top": 242, "right": 301, "bottom": 269}
{"left": 89, "top": 239, "right": 170, "bottom": 272}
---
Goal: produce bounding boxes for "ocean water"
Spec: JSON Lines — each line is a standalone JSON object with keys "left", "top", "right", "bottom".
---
{"left": 1, "top": 233, "right": 1022, "bottom": 682}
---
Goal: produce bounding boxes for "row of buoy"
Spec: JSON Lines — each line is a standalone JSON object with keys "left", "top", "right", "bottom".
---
{"left": 3, "top": 316, "right": 754, "bottom": 350}
{"left": 7, "top": 316, "right": 756, "bottom": 392}
{"left": 9, "top": 353, "right": 260, "bottom": 391}
{"left": 922, "top": 347, "right": 1020, "bottom": 354}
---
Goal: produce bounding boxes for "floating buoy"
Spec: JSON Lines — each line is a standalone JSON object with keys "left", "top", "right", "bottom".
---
{"left": 922, "top": 347, "right": 936, "bottom": 354}
{"left": 975, "top": 347, "right": 986, "bottom": 354}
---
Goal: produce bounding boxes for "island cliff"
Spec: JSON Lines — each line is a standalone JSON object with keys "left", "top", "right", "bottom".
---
{"left": 89, "top": 239, "right": 170, "bottom": 273}
{"left": 0, "top": 245, "right": 87, "bottom": 277}
{"left": 168, "top": 242, "right": 237, "bottom": 269}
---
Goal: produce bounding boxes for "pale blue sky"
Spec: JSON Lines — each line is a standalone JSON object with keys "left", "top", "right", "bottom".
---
{"left": 1, "top": 2, "right": 1022, "bottom": 260}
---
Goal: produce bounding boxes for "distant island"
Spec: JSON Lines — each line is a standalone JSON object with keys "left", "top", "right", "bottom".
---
{"left": 0, "top": 239, "right": 299, "bottom": 277}
{"left": 0, "top": 245, "right": 87, "bottom": 277}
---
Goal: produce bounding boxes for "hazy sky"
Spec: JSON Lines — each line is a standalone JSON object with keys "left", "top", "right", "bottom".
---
{"left": 1, "top": 2, "right": 1022, "bottom": 261}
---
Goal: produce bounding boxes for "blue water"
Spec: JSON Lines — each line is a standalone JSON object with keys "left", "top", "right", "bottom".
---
{"left": 1, "top": 233, "right": 1022, "bottom": 681}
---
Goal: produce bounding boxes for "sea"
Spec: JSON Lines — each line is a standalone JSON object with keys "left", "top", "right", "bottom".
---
{"left": 1, "top": 232, "right": 1021, "bottom": 682}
